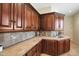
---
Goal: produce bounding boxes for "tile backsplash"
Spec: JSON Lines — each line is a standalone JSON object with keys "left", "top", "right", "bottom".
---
{"left": 0, "top": 31, "right": 64, "bottom": 48}
{"left": 39, "top": 31, "right": 64, "bottom": 37}
{"left": 0, "top": 32, "right": 35, "bottom": 48}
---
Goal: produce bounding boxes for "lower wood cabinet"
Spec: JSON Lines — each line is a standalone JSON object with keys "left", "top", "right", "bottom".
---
{"left": 57, "top": 40, "right": 65, "bottom": 55}
{"left": 25, "top": 39, "right": 70, "bottom": 56}
{"left": 42, "top": 39, "right": 58, "bottom": 56}
{"left": 26, "top": 41, "right": 42, "bottom": 56}
{"left": 64, "top": 39, "right": 70, "bottom": 53}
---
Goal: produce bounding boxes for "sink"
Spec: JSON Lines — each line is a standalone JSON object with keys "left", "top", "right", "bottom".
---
{"left": 58, "top": 36, "right": 64, "bottom": 38}
{"left": 55, "top": 36, "right": 64, "bottom": 38}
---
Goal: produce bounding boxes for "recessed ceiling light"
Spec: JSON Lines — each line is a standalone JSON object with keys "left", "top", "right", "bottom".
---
{"left": 69, "top": 10, "right": 72, "bottom": 13}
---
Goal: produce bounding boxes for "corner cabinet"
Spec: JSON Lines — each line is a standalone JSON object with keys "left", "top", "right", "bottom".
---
{"left": 24, "top": 39, "right": 70, "bottom": 56}
{"left": 42, "top": 39, "right": 58, "bottom": 56}
{"left": 25, "top": 41, "right": 42, "bottom": 56}
{"left": 40, "top": 12, "right": 64, "bottom": 31}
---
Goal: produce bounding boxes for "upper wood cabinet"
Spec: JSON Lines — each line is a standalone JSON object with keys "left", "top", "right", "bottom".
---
{"left": 24, "top": 4, "right": 39, "bottom": 31}
{"left": 32, "top": 10, "right": 39, "bottom": 30}
{"left": 40, "top": 12, "right": 64, "bottom": 31}
{"left": 40, "top": 14, "right": 54, "bottom": 30}
{"left": 0, "top": 3, "right": 40, "bottom": 32}
{"left": 24, "top": 4, "right": 32, "bottom": 30}
{"left": 13, "top": 3, "right": 24, "bottom": 30}
{"left": 54, "top": 13, "right": 64, "bottom": 31}
{"left": 0, "top": 3, "right": 11, "bottom": 27}
{"left": 0, "top": 3, "right": 13, "bottom": 31}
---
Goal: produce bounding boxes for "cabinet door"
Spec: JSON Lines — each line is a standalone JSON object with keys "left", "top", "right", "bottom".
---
{"left": 31, "top": 10, "right": 36, "bottom": 30}
{"left": 64, "top": 39, "right": 70, "bottom": 53}
{"left": 40, "top": 15, "right": 47, "bottom": 30}
{"left": 55, "top": 15, "right": 64, "bottom": 31}
{"left": 59, "top": 15, "right": 64, "bottom": 30}
{"left": 42, "top": 39, "right": 55, "bottom": 55}
{"left": 57, "top": 40, "right": 65, "bottom": 55}
{"left": 0, "top": 3, "right": 13, "bottom": 30}
{"left": 54, "top": 15, "right": 60, "bottom": 30}
{"left": 46, "top": 14, "right": 54, "bottom": 30}
{"left": 24, "top": 5, "right": 32, "bottom": 30}
{"left": 32, "top": 11, "right": 39, "bottom": 30}
{"left": 46, "top": 40, "right": 55, "bottom": 55}
{"left": 40, "top": 14, "right": 54, "bottom": 31}
{"left": 14, "top": 3, "right": 24, "bottom": 30}
{"left": 42, "top": 39, "right": 58, "bottom": 56}
{"left": 36, "top": 41, "right": 42, "bottom": 56}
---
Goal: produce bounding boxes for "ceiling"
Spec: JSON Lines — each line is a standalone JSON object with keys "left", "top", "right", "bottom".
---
{"left": 31, "top": 3, "right": 79, "bottom": 16}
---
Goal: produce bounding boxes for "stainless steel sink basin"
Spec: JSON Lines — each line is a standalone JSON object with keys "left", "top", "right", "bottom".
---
{"left": 56, "top": 36, "right": 64, "bottom": 38}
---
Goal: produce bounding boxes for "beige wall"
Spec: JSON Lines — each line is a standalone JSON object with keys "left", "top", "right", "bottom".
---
{"left": 64, "top": 16, "right": 73, "bottom": 40}
{"left": 73, "top": 13, "right": 79, "bottom": 44}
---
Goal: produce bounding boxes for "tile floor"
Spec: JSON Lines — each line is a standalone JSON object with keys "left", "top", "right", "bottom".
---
{"left": 41, "top": 42, "right": 79, "bottom": 56}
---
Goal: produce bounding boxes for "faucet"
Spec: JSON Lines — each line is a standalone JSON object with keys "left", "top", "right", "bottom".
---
{"left": 56, "top": 31, "right": 62, "bottom": 38}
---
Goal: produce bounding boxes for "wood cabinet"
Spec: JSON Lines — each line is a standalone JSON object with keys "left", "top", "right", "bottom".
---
{"left": 0, "top": 3, "right": 39, "bottom": 32}
{"left": 24, "top": 39, "right": 70, "bottom": 56}
{"left": 42, "top": 39, "right": 70, "bottom": 56}
{"left": 42, "top": 39, "right": 58, "bottom": 56}
{"left": 54, "top": 14, "right": 64, "bottom": 31}
{"left": 58, "top": 39, "right": 70, "bottom": 55}
{"left": 24, "top": 4, "right": 39, "bottom": 31}
{"left": 42, "top": 39, "right": 54, "bottom": 55}
{"left": 40, "top": 14, "right": 54, "bottom": 30}
{"left": 24, "top": 4, "right": 32, "bottom": 30}
{"left": 10, "top": 3, "right": 24, "bottom": 30}
{"left": 0, "top": 3, "right": 11, "bottom": 27}
{"left": 57, "top": 40, "right": 65, "bottom": 55}
{"left": 26, "top": 41, "right": 42, "bottom": 56}
{"left": 64, "top": 39, "right": 70, "bottom": 53}
{"left": 40, "top": 12, "right": 64, "bottom": 31}
{"left": 0, "top": 3, "right": 13, "bottom": 31}
{"left": 32, "top": 10, "right": 39, "bottom": 31}
{"left": 13, "top": 3, "right": 25, "bottom": 30}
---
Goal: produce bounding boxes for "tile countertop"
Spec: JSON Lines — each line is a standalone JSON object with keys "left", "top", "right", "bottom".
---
{"left": 2, "top": 36, "right": 70, "bottom": 56}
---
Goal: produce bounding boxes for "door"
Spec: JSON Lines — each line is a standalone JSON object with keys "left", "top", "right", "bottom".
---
{"left": 14, "top": 3, "right": 24, "bottom": 30}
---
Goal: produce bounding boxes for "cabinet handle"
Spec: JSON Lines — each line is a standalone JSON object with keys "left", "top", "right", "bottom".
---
{"left": 10, "top": 20, "right": 16, "bottom": 23}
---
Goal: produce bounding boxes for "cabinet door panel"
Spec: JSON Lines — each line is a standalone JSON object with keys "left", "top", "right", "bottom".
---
{"left": 64, "top": 39, "right": 70, "bottom": 52}
{"left": 40, "top": 15, "right": 47, "bottom": 30}
{"left": 14, "top": 3, "right": 24, "bottom": 30}
{"left": 59, "top": 16, "right": 64, "bottom": 30}
{"left": 32, "top": 11, "right": 36, "bottom": 30}
{"left": 32, "top": 11, "right": 39, "bottom": 30}
{"left": 55, "top": 15, "right": 60, "bottom": 30}
{"left": 1, "top": 3, "right": 11, "bottom": 27}
{"left": 0, "top": 3, "right": 13, "bottom": 30}
{"left": 58, "top": 40, "right": 65, "bottom": 55}
{"left": 40, "top": 14, "right": 54, "bottom": 31}
{"left": 46, "top": 15, "right": 54, "bottom": 30}
{"left": 24, "top": 5, "right": 32, "bottom": 30}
